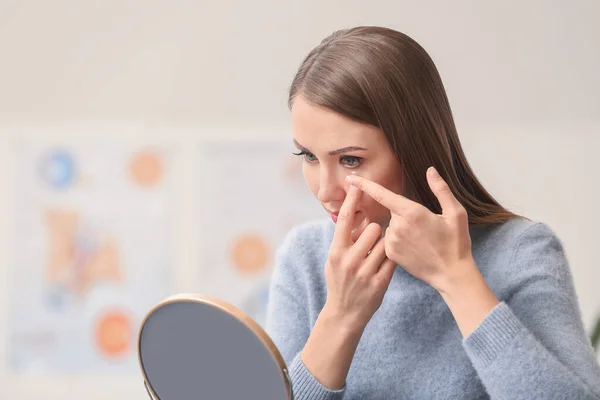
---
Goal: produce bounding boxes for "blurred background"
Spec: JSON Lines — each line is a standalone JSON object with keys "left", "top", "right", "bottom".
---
{"left": 0, "top": 0, "right": 598, "bottom": 398}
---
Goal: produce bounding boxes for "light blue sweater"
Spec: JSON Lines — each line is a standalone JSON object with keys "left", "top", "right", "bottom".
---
{"left": 265, "top": 217, "right": 600, "bottom": 399}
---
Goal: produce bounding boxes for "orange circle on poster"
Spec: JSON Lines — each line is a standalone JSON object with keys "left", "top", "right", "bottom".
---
{"left": 94, "top": 310, "right": 132, "bottom": 358}
{"left": 230, "top": 234, "right": 270, "bottom": 274}
{"left": 129, "top": 151, "right": 162, "bottom": 187}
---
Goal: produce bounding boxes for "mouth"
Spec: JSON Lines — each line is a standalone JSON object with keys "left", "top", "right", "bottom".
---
{"left": 327, "top": 209, "right": 360, "bottom": 223}
{"left": 329, "top": 210, "right": 339, "bottom": 223}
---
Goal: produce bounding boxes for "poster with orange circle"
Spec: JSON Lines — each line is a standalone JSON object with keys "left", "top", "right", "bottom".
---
{"left": 199, "top": 141, "right": 326, "bottom": 330}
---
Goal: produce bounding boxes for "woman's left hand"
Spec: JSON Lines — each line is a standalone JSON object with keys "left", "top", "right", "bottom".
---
{"left": 345, "top": 167, "right": 477, "bottom": 295}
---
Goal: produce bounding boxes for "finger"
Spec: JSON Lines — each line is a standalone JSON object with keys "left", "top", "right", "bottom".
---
{"left": 362, "top": 237, "right": 387, "bottom": 274}
{"left": 426, "top": 167, "right": 461, "bottom": 214}
{"left": 345, "top": 175, "right": 415, "bottom": 215}
{"left": 350, "top": 222, "right": 382, "bottom": 258}
{"left": 375, "top": 258, "right": 397, "bottom": 286}
{"left": 351, "top": 216, "right": 370, "bottom": 242}
{"left": 332, "top": 184, "right": 362, "bottom": 245}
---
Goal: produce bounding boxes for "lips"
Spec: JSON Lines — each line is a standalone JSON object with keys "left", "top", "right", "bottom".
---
{"left": 328, "top": 210, "right": 360, "bottom": 223}
{"left": 330, "top": 211, "right": 339, "bottom": 223}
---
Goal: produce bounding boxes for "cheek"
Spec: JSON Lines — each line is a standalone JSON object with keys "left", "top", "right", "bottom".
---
{"left": 368, "top": 163, "right": 404, "bottom": 196}
{"left": 358, "top": 168, "right": 401, "bottom": 224}
{"left": 360, "top": 197, "right": 391, "bottom": 224}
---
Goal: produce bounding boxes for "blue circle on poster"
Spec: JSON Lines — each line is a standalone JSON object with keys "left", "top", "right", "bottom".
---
{"left": 39, "top": 149, "right": 76, "bottom": 189}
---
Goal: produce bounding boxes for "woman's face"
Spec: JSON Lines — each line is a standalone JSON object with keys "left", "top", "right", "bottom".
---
{"left": 291, "top": 96, "right": 403, "bottom": 230}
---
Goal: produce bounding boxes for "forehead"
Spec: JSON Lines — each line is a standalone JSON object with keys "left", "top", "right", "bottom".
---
{"left": 291, "top": 97, "right": 385, "bottom": 147}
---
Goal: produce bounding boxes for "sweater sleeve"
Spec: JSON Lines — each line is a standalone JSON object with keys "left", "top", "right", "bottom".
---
{"left": 265, "top": 227, "right": 346, "bottom": 400}
{"left": 463, "top": 222, "right": 600, "bottom": 400}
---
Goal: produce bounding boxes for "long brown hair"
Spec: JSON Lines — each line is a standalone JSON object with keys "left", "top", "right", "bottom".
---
{"left": 288, "top": 26, "right": 520, "bottom": 226}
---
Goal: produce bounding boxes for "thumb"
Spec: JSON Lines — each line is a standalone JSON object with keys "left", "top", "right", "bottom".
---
{"left": 426, "top": 166, "right": 460, "bottom": 214}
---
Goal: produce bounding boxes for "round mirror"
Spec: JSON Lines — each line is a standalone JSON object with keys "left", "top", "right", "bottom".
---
{"left": 138, "top": 294, "right": 293, "bottom": 399}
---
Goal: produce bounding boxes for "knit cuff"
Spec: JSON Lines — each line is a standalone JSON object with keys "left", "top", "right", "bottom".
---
{"left": 463, "top": 302, "right": 524, "bottom": 368}
{"left": 288, "top": 353, "right": 346, "bottom": 400}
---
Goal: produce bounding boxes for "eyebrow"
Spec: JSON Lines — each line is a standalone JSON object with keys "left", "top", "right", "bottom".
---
{"left": 293, "top": 139, "right": 367, "bottom": 156}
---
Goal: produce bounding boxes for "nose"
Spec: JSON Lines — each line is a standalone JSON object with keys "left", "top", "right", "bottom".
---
{"left": 317, "top": 167, "right": 346, "bottom": 204}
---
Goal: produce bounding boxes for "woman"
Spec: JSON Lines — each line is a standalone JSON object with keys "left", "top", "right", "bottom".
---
{"left": 265, "top": 26, "right": 600, "bottom": 399}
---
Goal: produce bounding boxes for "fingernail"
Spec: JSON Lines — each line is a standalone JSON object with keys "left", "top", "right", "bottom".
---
{"left": 428, "top": 167, "right": 440, "bottom": 179}
{"left": 345, "top": 175, "right": 357, "bottom": 183}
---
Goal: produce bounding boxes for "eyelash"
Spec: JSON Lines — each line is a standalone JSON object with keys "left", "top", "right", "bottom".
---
{"left": 292, "top": 151, "right": 362, "bottom": 168}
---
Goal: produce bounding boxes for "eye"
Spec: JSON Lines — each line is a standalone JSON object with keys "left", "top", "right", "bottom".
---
{"left": 293, "top": 150, "right": 317, "bottom": 163}
{"left": 340, "top": 156, "right": 361, "bottom": 168}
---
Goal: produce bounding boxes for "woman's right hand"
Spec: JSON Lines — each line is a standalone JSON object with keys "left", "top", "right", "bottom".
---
{"left": 299, "top": 184, "right": 397, "bottom": 391}
{"left": 323, "top": 184, "right": 397, "bottom": 333}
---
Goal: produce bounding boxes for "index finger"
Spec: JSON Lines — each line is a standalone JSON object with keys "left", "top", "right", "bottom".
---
{"left": 345, "top": 175, "right": 413, "bottom": 214}
{"left": 333, "top": 184, "right": 362, "bottom": 244}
